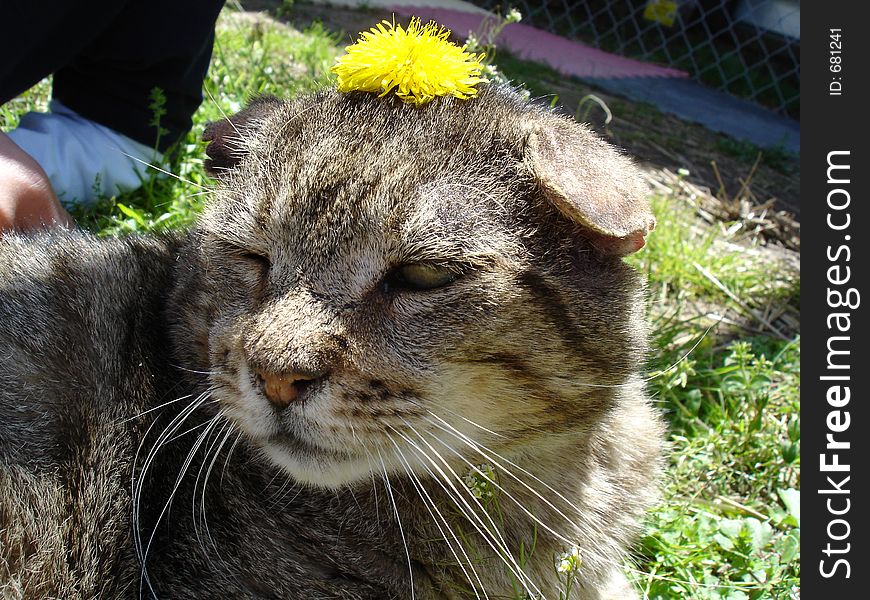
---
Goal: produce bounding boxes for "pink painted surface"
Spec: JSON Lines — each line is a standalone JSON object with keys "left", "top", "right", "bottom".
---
{"left": 387, "top": 6, "right": 688, "bottom": 79}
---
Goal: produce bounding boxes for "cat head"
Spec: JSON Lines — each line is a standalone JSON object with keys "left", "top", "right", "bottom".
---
{"left": 177, "top": 86, "right": 654, "bottom": 487}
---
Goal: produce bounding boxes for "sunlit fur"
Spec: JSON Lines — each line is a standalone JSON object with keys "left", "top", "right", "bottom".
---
{"left": 1, "top": 86, "right": 664, "bottom": 599}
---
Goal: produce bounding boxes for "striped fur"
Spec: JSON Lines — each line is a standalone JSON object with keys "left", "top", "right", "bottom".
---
{"left": 1, "top": 86, "right": 664, "bottom": 599}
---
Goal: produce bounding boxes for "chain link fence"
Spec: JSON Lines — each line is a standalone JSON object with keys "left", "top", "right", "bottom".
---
{"left": 473, "top": 0, "right": 800, "bottom": 119}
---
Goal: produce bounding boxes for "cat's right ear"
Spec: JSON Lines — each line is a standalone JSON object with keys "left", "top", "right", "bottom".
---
{"left": 523, "top": 116, "right": 655, "bottom": 256}
{"left": 202, "top": 96, "right": 283, "bottom": 177}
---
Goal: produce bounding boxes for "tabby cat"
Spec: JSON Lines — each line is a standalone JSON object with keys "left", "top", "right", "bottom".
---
{"left": 0, "top": 85, "right": 664, "bottom": 599}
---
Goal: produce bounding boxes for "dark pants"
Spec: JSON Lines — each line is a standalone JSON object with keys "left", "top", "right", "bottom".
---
{"left": 1, "top": 0, "right": 225, "bottom": 151}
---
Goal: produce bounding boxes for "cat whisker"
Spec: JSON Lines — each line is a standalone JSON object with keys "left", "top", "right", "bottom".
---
{"left": 134, "top": 390, "right": 213, "bottom": 598}
{"left": 361, "top": 447, "right": 384, "bottom": 536}
{"left": 117, "top": 150, "right": 212, "bottom": 191}
{"left": 376, "top": 448, "right": 416, "bottom": 600}
{"left": 132, "top": 415, "right": 170, "bottom": 595}
{"left": 277, "top": 103, "right": 318, "bottom": 139}
{"left": 133, "top": 393, "right": 209, "bottom": 547}
{"left": 421, "top": 413, "right": 589, "bottom": 542}
{"left": 387, "top": 425, "right": 543, "bottom": 599}
{"left": 387, "top": 436, "right": 488, "bottom": 600}
{"left": 409, "top": 399, "right": 505, "bottom": 440}
{"left": 170, "top": 362, "right": 224, "bottom": 377}
{"left": 422, "top": 411, "right": 605, "bottom": 538}
{"left": 186, "top": 418, "right": 230, "bottom": 580}
{"left": 641, "top": 320, "right": 719, "bottom": 384}
{"left": 265, "top": 473, "right": 300, "bottom": 510}
{"left": 404, "top": 429, "right": 547, "bottom": 598}
{"left": 421, "top": 423, "right": 579, "bottom": 550}
{"left": 343, "top": 437, "right": 370, "bottom": 517}
{"left": 220, "top": 430, "right": 243, "bottom": 487}
{"left": 199, "top": 423, "right": 251, "bottom": 600}
{"left": 263, "top": 472, "right": 291, "bottom": 504}
{"left": 185, "top": 189, "right": 221, "bottom": 199}
{"left": 165, "top": 415, "right": 217, "bottom": 445}
{"left": 204, "top": 86, "right": 242, "bottom": 139}
{"left": 194, "top": 416, "right": 233, "bottom": 559}
{"left": 401, "top": 447, "right": 543, "bottom": 599}
{"left": 278, "top": 483, "right": 306, "bottom": 513}
{"left": 139, "top": 402, "right": 221, "bottom": 598}
{"left": 344, "top": 480, "right": 363, "bottom": 516}
{"left": 136, "top": 390, "right": 217, "bottom": 597}
{"left": 261, "top": 468, "right": 285, "bottom": 494}
{"left": 123, "top": 392, "right": 196, "bottom": 423}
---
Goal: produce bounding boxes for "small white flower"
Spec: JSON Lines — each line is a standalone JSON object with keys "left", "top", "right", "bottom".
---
{"left": 555, "top": 546, "right": 582, "bottom": 574}
{"left": 465, "top": 33, "right": 481, "bottom": 54}
{"left": 506, "top": 8, "right": 523, "bottom": 24}
{"left": 677, "top": 167, "right": 690, "bottom": 178}
{"left": 463, "top": 464, "right": 496, "bottom": 502}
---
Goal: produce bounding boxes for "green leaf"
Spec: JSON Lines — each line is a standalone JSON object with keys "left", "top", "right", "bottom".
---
{"left": 781, "top": 440, "right": 799, "bottom": 464}
{"left": 778, "top": 531, "right": 800, "bottom": 564}
{"left": 713, "top": 533, "right": 735, "bottom": 551}
{"left": 744, "top": 518, "right": 773, "bottom": 552}
{"left": 719, "top": 519, "right": 744, "bottom": 539}
{"left": 787, "top": 416, "right": 800, "bottom": 442}
{"left": 117, "top": 203, "right": 148, "bottom": 228}
{"left": 777, "top": 488, "right": 800, "bottom": 526}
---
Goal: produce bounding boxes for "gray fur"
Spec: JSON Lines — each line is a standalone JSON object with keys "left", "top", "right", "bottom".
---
{"left": 1, "top": 86, "right": 665, "bottom": 599}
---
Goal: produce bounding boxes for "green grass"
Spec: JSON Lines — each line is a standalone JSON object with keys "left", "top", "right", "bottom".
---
{"left": 3, "top": 6, "right": 800, "bottom": 598}
{"left": 632, "top": 191, "right": 800, "bottom": 598}
{"left": 639, "top": 335, "right": 800, "bottom": 598}
{"left": 630, "top": 194, "right": 799, "bottom": 308}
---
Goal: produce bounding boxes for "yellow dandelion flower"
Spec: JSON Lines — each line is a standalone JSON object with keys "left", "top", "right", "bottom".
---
{"left": 331, "top": 18, "right": 486, "bottom": 106}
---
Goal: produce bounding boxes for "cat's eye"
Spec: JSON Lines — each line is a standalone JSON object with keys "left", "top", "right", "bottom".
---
{"left": 220, "top": 241, "right": 271, "bottom": 273}
{"left": 382, "top": 263, "right": 459, "bottom": 292}
{"left": 239, "top": 250, "right": 270, "bottom": 271}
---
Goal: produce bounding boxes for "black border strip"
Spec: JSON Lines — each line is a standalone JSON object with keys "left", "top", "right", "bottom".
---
{"left": 803, "top": 2, "right": 868, "bottom": 595}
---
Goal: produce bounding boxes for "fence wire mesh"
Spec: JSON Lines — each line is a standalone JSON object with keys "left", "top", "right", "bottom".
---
{"left": 473, "top": 0, "right": 800, "bottom": 118}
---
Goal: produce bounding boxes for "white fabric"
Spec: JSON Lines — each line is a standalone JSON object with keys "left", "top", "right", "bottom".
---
{"left": 7, "top": 100, "right": 163, "bottom": 206}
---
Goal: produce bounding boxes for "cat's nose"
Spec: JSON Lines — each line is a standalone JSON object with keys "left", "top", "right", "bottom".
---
{"left": 255, "top": 368, "right": 323, "bottom": 408}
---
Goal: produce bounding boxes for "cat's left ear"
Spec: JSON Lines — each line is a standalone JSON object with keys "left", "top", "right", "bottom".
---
{"left": 202, "top": 96, "right": 283, "bottom": 177}
{"left": 524, "top": 116, "right": 655, "bottom": 256}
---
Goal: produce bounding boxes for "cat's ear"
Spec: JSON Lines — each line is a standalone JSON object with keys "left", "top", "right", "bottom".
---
{"left": 524, "top": 117, "right": 655, "bottom": 256}
{"left": 202, "top": 96, "right": 283, "bottom": 177}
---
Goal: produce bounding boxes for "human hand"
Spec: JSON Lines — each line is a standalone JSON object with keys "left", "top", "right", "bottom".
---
{"left": 0, "top": 131, "right": 74, "bottom": 233}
